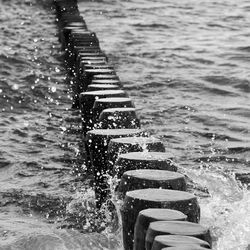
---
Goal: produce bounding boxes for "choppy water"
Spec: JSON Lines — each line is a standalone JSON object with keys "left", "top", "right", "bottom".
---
{"left": 0, "top": 0, "right": 250, "bottom": 249}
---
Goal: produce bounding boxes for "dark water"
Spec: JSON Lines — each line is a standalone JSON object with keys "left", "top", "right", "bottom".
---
{"left": 0, "top": 0, "right": 250, "bottom": 249}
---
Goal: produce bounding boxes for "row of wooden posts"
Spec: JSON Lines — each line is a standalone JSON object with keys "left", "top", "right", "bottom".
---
{"left": 53, "top": 0, "right": 212, "bottom": 249}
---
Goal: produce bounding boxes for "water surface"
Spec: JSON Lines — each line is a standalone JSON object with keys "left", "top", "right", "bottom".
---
{"left": 0, "top": 0, "right": 250, "bottom": 249}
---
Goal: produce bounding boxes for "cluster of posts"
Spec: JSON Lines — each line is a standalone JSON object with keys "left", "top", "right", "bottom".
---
{"left": 53, "top": 0, "right": 213, "bottom": 249}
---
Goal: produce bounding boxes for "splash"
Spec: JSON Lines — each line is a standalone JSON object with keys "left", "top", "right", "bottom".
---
{"left": 215, "top": 190, "right": 250, "bottom": 250}
{"left": 181, "top": 165, "right": 250, "bottom": 249}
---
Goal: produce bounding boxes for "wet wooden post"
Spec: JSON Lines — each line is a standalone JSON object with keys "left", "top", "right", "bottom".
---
{"left": 68, "top": 37, "right": 101, "bottom": 74}
{"left": 121, "top": 189, "right": 200, "bottom": 250}
{"left": 60, "top": 23, "right": 87, "bottom": 50}
{"left": 85, "top": 129, "right": 145, "bottom": 208}
{"left": 117, "top": 169, "right": 187, "bottom": 198}
{"left": 77, "top": 67, "right": 116, "bottom": 88}
{"left": 78, "top": 64, "right": 114, "bottom": 83}
{"left": 53, "top": 3, "right": 207, "bottom": 250}
{"left": 115, "top": 151, "right": 178, "bottom": 176}
{"left": 133, "top": 209, "right": 187, "bottom": 250}
{"left": 107, "top": 137, "right": 166, "bottom": 177}
{"left": 75, "top": 56, "right": 108, "bottom": 77}
{"left": 54, "top": 0, "right": 80, "bottom": 21}
{"left": 75, "top": 53, "right": 108, "bottom": 77}
{"left": 98, "top": 107, "right": 140, "bottom": 129}
{"left": 92, "top": 97, "right": 135, "bottom": 126}
{"left": 79, "top": 90, "right": 128, "bottom": 133}
{"left": 73, "top": 68, "right": 118, "bottom": 107}
{"left": 145, "top": 221, "right": 211, "bottom": 250}
{"left": 59, "top": 23, "right": 86, "bottom": 40}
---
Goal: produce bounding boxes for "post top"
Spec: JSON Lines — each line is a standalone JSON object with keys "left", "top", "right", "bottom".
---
{"left": 154, "top": 234, "right": 210, "bottom": 249}
{"left": 126, "top": 188, "right": 196, "bottom": 202}
{"left": 149, "top": 221, "right": 208, "bottom": 235}
{"left": 95, "top": 97, "right": 131, "bottom": 103}
{"left": 118, "top": 151, "right": 173, "bottom": 161}
{"left": 86, "top": 128, "right": 144, "bottom": 137}
{"left": 123, "top": 169, "right": 184, "bottom": 181}
{"left": 110, "top": 136, "right": 161, "bottom": 145}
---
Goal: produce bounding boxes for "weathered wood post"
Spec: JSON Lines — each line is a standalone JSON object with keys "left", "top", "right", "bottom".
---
{"left": 121, "top": 189, "right": 200, "bottom": 250}
{"left": 145, "top": 221, "right": 211, "bottom": 250}
{"left": 133, "top": 209, "right": 187, "bottom": 250}
{"left": 85, "top": 129, "right": 145, "bottom": 207}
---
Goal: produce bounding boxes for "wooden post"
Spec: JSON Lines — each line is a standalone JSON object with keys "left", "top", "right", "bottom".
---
{"left": 121, "top": 189, "right": 200, "bottom": 250}
{"left": 98, "top": 107, "right": 140, "bottom": 129}
{"left": 115, "top": 152, "right": 178, "bottom": 175}
{"left": 108, "top": 137, "right": 166, "bottom": 176}
{"left": 117, "top": 169, "right": 187, "bottom": 198}
{"left": 133, "top": 209, "right": 187, "bottom": 250}
{"left": 79, "top": 90, "right": 128, "bottom": 133}
{"left": 145, "top": 221, "right": 211, "bottom": 250}
{"left": 85, "top": 129, "right": 145, "bottom": 208}
{"left": 92, "top": 98, "right": 135, "bottom": 126}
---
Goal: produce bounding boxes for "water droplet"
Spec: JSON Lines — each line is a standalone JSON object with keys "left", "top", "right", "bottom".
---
{"left": 0, "top": 89, "right": 2, "bottom": 93}
{"left": 51, "top": 86, "right": 56, "bottom": 93}
{"left": 12, "top": 84, "right": 19, "bottom": 90}
{"left": 60, "top": 126, "right": 67, "bottom": 132}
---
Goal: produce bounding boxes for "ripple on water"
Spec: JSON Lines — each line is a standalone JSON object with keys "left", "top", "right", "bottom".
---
{"left": 0, "top": 0, "right": 250, "bottom": 249}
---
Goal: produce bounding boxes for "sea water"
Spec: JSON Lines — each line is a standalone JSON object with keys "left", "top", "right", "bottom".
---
{"left": 0, "top": 0, "right": 249, "bottom": 249}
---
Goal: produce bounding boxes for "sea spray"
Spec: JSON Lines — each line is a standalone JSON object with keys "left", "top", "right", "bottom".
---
{"left": 181, "top": 164, "right": 250, "bottom": 249}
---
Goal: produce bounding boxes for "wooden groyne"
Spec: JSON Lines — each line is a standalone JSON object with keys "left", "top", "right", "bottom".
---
{"left": 53, "top": 0, "right": 212, "bottom": 249}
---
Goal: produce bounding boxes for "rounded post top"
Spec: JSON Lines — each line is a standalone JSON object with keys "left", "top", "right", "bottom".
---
{"left": 139, "top": 208, "right": 187, "bottom": 221}
{"left": 86, "top": 128, "right": 145, "bottom": 137}
{"left": 110, "top": 136, "right": 163, "bottom": 146}
{"left": 85, "top": 68, "right": 115, "bottom": 74}
{"left": 154, "top": 234, "right": 210, "bottom": 248}
{"left": 95, "top": 97, "right": 132, "bottom": 103}
{"left": 123, "top": 169, "right": 184, "bottom": 181}
{"left": 148, "top": 221, "right": 208, "bottom": 236}
{"left": 92, "top": 79, "right": 121, "bottom": 84}
{"left": 101, "top": 107, "right": 136, "bottom": 113}
{"left": 118, "top": 151, "right": 173, "bottom": 161}
{"left": 80, "top": 89, "right": 126, "bottom": 97}
{"left": 161, "top": 246, "right": 208, "bottom": 250}
{"left": 126, "top": 188, "right": 196, "bottom": 202}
